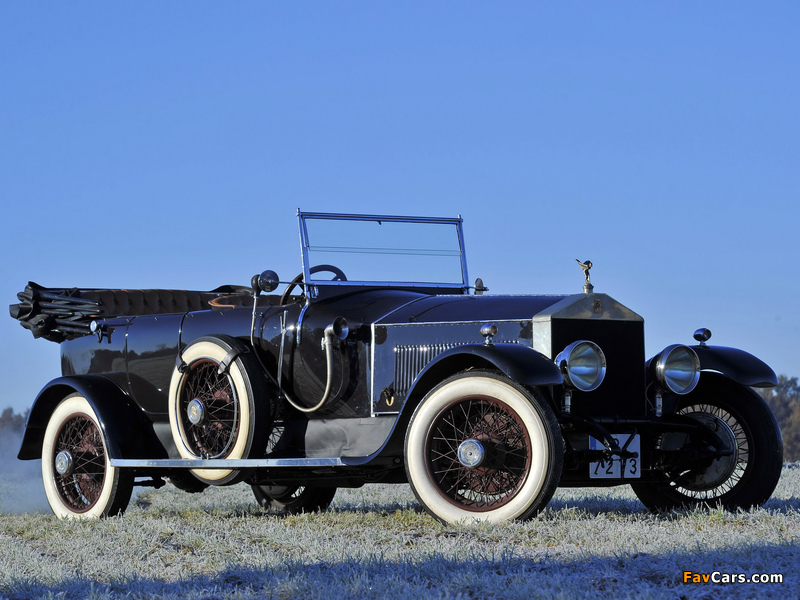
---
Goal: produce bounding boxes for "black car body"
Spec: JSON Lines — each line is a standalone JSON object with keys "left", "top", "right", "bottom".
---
{"left": 10, "top": 211, "right": 783, "bottom": 522}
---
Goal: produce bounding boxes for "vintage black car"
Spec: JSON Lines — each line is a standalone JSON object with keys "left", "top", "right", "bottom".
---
{"left": 10, "top": 211, "right": 783, "bottom": 522}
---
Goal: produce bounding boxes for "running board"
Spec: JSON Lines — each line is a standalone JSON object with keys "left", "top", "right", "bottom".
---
{"left": 110, "top": 457, "right": 346, "bottom": 469}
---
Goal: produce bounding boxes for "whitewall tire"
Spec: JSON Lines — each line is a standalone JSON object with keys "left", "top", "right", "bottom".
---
{"left": 41, "top": 394, "right": 133, "bottom": 519}
{"left": 405, "top": 371, "right": 563, "bottom": 524}
{"left": 168, "top": 335, "right": 269, "bottom": 485}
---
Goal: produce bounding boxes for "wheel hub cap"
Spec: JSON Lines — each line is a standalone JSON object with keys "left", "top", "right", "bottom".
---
{"left": 54, "top": 450, "right": 74, "bottom": 476}
{"left": 457, "top": 439, "right": 485, "bottom": 468}
{"left": 187, "top": 398, "right": 206, "bottom": 425}
{"left": 684, "top": 413, "right": 738, "bottom": 490}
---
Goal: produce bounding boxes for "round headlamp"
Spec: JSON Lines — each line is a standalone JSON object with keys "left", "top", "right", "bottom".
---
{"left": 555, "top": 340, "right": 607, "bottom": 392}
{"left": 655, "top": 344, "right": 700, "bottom": 395}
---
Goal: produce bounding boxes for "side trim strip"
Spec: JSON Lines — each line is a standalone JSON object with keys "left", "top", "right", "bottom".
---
{"left": 110, "top": 457, "right": 345, "bottom": 469}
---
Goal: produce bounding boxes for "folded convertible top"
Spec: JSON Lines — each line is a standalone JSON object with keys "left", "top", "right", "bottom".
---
{"left": 10, "top": 282, "right": 250, "bottom": 342}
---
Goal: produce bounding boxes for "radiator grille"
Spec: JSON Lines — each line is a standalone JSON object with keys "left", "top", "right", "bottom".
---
{"left": 394, "top": 344, "right": 460, "bottom": 396}
{"left": 393, "top": 340, "right": 521, "bottom": 396}
{"left": 550, "top": 319, "right": 646, "bottom": 417}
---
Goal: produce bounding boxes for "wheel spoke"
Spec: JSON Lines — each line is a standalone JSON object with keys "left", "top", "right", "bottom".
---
{"left": 668, "top": 402, "right": 750, "bottom": 500}
{"left": 426, "top": 396, "right": 531, "bottom": 511}
{"left": 53, "top": 414, "right": 106, "bottom": 512}
{"left": 180, "top": 359, "right": 240, "bottom": 458}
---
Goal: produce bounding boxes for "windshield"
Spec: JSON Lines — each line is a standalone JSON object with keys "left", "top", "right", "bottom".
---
{"left": 298, "top": 212, "right": 469, "bottom": 295}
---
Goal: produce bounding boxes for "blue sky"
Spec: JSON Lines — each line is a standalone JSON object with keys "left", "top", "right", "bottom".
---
{"left": 2, "top": 3, "right": 798, "bottom": 413}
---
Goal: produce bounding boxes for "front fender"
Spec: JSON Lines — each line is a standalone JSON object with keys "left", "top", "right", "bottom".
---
{"left": 692, "top": 345, "right": 778, "bottom": 388}
{"left": 407, "top": 343, "right": 563, "bottom": 403}
{"left": 372, "top": 343, "right": 563, "bottom": 459}
{"left": 18, "top": 375, "right": 166, "bottom": 461}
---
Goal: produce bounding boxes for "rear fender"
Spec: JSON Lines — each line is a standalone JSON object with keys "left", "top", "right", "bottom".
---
{"left": 18, "top": 375, "right": 166, "bottom": 461}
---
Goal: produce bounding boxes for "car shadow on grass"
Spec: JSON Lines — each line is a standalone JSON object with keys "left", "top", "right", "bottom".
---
{"left": 130, "top": 476, "right": 800, "bottom": 521}
{"left": 4, "top": 542, "right": 797, "bottom": 600}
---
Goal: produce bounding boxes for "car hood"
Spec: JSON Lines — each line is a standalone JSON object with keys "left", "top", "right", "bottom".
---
{"left": 378, "top": 294, "right": 572, "bottom": 324}
{"left": 319, "top": 289, "right": 643, "bottom": 330}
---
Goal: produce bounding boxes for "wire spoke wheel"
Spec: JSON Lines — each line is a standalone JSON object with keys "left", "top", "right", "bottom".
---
{"left": 179, "top": 359, "right": 240, "bottom": 459}
{"left": 668, "top": 403, "right": 747, "bottom": 499}
{"left": 631, "top": 376, "right": 783, "bottom": 512}
{"left": 405, "top": 371, "right": 562, "bottom": 524}
{"left": 42, "top": 394, "right": 133, "bottom": 519}
{"left": 53, "top": 414, "right": 107, "bottom": 511}
{"left": 168, "top": 335, "right": 271, "bottom": 485}
{"left": 427, "top": 396, "right": 531, "bottom": 510}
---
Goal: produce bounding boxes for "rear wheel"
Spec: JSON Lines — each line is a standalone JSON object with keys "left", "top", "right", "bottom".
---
{"left": 252, "top": 485, "right": 337, "bottom": 514}
{"left": 632, "top": 377, "right": 783, "bottom": 511}
{"left": 405, "top": 371, "right": 563, "bottom": 524}
{"left": 41, "top": 394, "right": 133, "bottom": 519}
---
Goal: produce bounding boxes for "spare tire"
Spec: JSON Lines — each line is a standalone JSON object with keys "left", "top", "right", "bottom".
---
{"left": 168, "top": 335, "right": 270, "bottom": 485}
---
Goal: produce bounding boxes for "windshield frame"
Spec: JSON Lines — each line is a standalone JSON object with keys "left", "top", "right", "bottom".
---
{"left": 297, "top": 211, "right": 470, "bottom": 298}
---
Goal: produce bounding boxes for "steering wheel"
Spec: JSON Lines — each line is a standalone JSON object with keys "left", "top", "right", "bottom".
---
{"left": 279, "top": 264, "right": 347, "bottom": 305}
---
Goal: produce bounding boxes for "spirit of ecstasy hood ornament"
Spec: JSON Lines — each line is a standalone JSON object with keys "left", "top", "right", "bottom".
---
{"left": 576, "top": 259, "right": 594, "bottom": 293}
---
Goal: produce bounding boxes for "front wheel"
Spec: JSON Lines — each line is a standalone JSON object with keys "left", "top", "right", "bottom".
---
{"left": 404, "top": 371, "right": 564, "bottom": 524}
{"left": 41, "top": 394, "right": 133, "bottom": 519}
{"left": 632, "top": 377, "right": 783, "bottom": 511}
{"left": 252, "top": 485, "right": 337, "bottom": 514}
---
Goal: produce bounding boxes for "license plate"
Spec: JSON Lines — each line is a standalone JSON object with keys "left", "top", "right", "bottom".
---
{"left": 589, "top": 434, "right": 641, "bottom": 479}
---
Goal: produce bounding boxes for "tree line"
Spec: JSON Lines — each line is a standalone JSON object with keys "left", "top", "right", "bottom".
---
{"left": 0, "top": 407, "right": 28, "bottom": 433}
{"left": 759, "top": 375, "right": 800, "bottom": 462}
{"left": 2, "top": 376, "right": 799, "bottom": 461}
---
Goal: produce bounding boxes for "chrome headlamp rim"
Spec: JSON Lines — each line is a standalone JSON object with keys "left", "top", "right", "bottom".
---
{"left": 555, "top": 340, "right": 607, "bottom": 393}
{"left": 655, "top": 344, "right": 701, "bottom": 395}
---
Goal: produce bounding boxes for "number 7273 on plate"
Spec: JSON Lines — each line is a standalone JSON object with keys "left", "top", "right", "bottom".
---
{"left": 589, "top": 434, "right": 641, "bottom": 479}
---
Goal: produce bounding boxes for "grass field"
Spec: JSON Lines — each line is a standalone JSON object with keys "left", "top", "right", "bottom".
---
{"left": 0, "top": 437, "right": 798, "bottom": 599}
